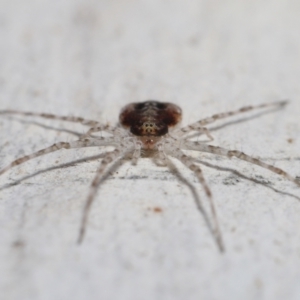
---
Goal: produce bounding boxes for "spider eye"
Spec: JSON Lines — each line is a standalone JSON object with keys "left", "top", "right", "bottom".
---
{"left": 155, "top": 103, "right": 167, "bottom": 109}
{"left": 135, "top": 103, "right": 146, "bottom": 110}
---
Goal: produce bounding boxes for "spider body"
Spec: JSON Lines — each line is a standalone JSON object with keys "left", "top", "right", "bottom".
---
{"left": 119, "top": 101, "right": 182, "bottom": 149}
{"left": 0, "top": 100, "right": 299, "bottom": 251}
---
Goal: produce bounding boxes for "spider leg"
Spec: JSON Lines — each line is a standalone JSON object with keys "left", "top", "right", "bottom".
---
{"left": 78, "top": 145, "right": 132, "bottom": 243}
{"left": 175, "top": 126, "right": 214, "bottom": 140}
{"left": 177, "top": 100, "right": 288, "bottom": 136}
{"left": 157, "top": 142, "right": 168, "bottom": 164}
{"left": 183, "top": 141, "right": 300, "bottom": 187}
{"left": 0, "top": 137, "right": 116, "bottom": 176}
{"left": 167, "top": 147, "right": 224, "bottom": 252}
{"left": 0, "top": 109, "right": 101, "bottom": 127}
{"left": 131, "top": 140, "right": 142, "bottom": 165}
{"left": 79, "top": 125, "right": 125, "bottom": 139}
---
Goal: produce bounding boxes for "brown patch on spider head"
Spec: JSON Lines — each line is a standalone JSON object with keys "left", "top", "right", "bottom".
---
{"left": 119, "top": 100, "right": 182, "bottom": 137}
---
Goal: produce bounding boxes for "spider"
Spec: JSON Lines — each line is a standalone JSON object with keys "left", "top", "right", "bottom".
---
{"left": 0, "top": 100, "right": 299, "bottom": 251}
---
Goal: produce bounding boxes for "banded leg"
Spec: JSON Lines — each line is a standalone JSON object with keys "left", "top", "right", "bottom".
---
{"left": 0, "top": 137, "right": 116, "bottom": 176}
{"left": 77, "top": 147, "right": 129, "bottom": 243}
{"left": 176, "top": 126, "right": 214, "bottom": 140}
{"left": 183, "top": 141, "right": 300, "bottom": 187}
{"left": 0, "top": 109, "right": 101, "bottom": 127}
{"left": 170, "top": 148, "right": 224, "bottom": 252}
{"left": 79, "top": 125, "right": 125, "bottom": 140}
{"left": 177, "top": 100, "right": 288, "bottom": 136}
{"left": 157, "top": 142, "right": 168, "bottom": 164}
{"left": 131, "top": 141, "right": 142, "bottom": 165}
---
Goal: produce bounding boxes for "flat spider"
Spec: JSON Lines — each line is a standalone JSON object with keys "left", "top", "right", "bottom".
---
{"left": 0, "top": 100, "right": 299, "bottom": 251}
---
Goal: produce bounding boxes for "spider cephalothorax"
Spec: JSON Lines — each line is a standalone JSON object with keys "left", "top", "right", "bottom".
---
{"left": 0, "top": 100, "right": 299, "bottom": 251}
{"left": 119, "top": 101, "right": 182, "bottom": 149}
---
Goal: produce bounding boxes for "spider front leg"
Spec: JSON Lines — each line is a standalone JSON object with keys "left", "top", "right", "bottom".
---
{"left": 78, "top": 142, "right": 134, "bottom": 243}
{"left": 166, "top": 145, "right": 224, "bottom": 252}
{"left": 177, "top": 100, "right": 288, "bottom": 137}
{"left": 183, "top": 141, "right": 300, "bottom": 187}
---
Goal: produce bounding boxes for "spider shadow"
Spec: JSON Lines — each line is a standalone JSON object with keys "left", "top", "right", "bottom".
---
{"left": 165, "top": 158, "right": 222, "bottom": 252}
{"left": 0, "top": 153, "right": 106, "bottom": 191}
{"left": 0, "top": 151, "right": 129, "bottom": 244}
{"left": 194, "top": 159, "right": 300, "bottom": 202}
{"left": 210, "top": 107, "right": 286, "bottom": 133}
{"left": 1, "top": 116, "right": 83, "bottom": 137}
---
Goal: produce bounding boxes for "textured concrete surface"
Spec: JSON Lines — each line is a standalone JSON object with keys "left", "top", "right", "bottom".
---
{"left": 0, "top": 0, "right": 300, "bottom": 299}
